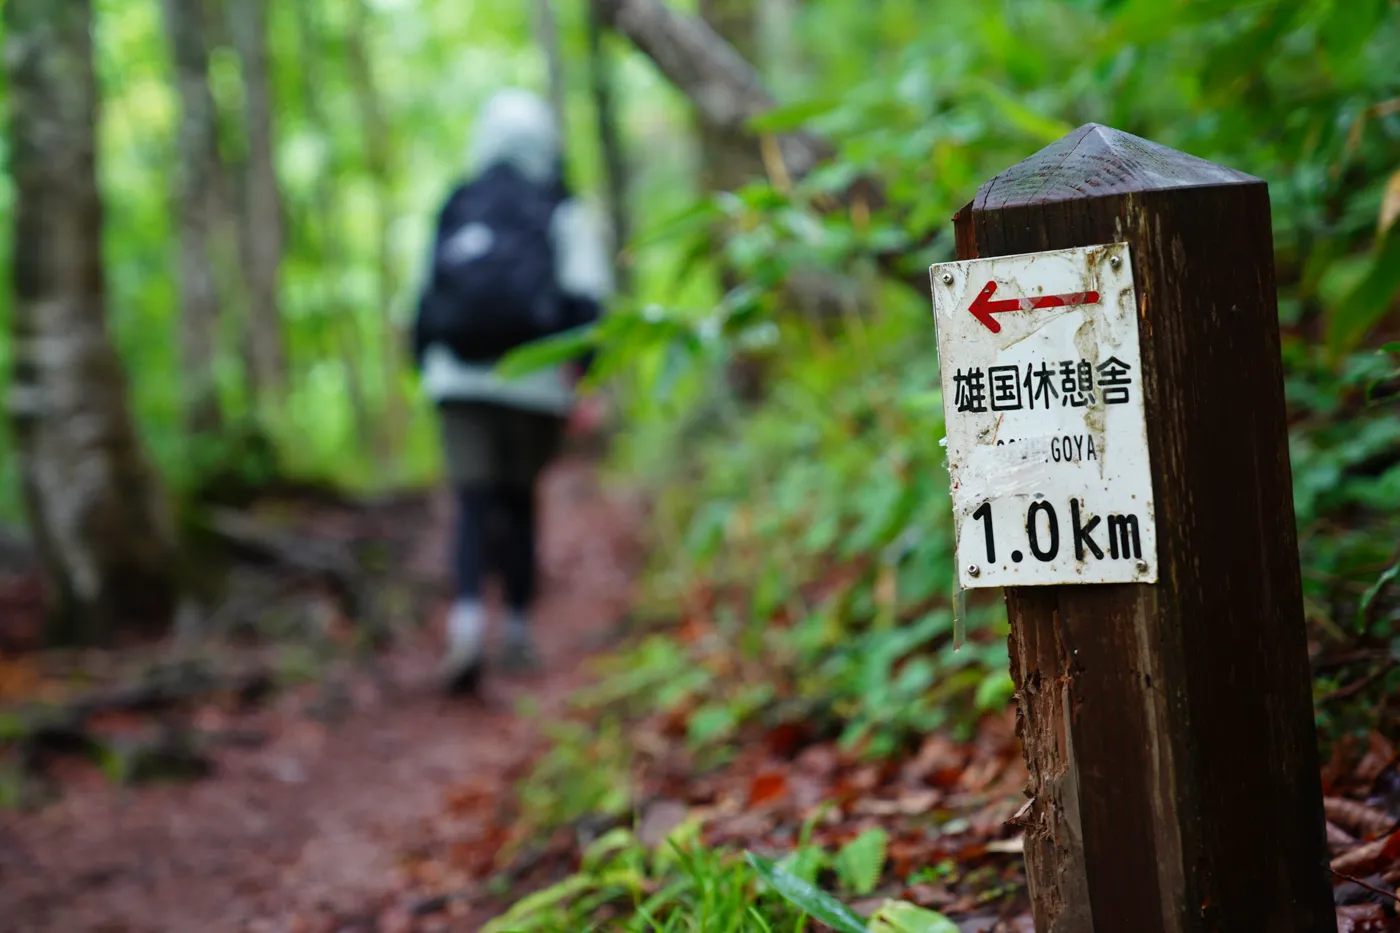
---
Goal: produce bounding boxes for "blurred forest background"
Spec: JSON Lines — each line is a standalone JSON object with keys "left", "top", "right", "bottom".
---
{"left": 1, "top": 0, "right": 1400, "bottom": 930}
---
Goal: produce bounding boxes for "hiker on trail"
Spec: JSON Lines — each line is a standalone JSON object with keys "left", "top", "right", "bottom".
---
{"left": 412, "top": 88, "right": 612, "bottom": 694}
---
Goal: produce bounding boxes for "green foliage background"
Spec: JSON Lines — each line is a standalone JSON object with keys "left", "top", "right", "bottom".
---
{"left": 572, "top": 0, "right": 1400, "bottom": 751}
{"left": 0, "top": 0, "right": 701, "bottom": 512}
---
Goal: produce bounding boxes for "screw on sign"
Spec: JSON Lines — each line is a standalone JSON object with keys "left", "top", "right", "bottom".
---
{"left": 930, "top": 124, "right": 1334, "bottom": 933}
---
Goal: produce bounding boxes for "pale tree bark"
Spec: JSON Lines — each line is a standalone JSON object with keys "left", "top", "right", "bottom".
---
{"left": 696, "top": 0, "right": 765, "bottom": 195}
{"left": 161, "top": 0, "right": 227, "bottom": 432}
{"left": 227, "top": 0, "right": 287, "bottom": 405}
{"left": 345, "top": 0, "right": 408, "bottom": 467}
{"left": 5, "top": 0, "right": 179, "bottom": 642}
{"left": 696, "top": 0, "right": 771, "bottom": 400}
{"left": 757, "top": 0, "right": 803, "bottom": 98}
{"left": 533, "top": 0, "right": 570, "bottom": 142}
{"left": 595, "top": 0, "right": 828, "bottom": 178}
{"left": 595, "top": 0, "right": 917, "bottom": 300}
{"left": 586, "top": 0, "right": 633, "bottom": 294}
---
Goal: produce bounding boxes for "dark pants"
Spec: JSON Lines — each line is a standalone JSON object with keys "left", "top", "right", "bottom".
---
{"left": 454, "top": 486, "right": 536, "bottom": 609}
{"left": 438, "top": 402, "right": 565, "bottom": 611}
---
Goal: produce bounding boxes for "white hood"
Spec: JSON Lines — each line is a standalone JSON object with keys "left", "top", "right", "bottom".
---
{"left": 467, "top": 89, "right": 559, "bottom": 186}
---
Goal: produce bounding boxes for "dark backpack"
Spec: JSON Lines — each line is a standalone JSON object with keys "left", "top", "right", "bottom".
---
{"left": 417, "top": 164, "right": 565, "bottom": 362}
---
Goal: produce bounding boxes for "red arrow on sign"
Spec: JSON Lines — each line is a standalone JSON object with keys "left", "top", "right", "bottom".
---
{"left": 969, "top": 280, "right": 1100, "bottom": 333}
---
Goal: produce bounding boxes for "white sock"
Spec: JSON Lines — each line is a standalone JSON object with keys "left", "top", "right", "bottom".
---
{"left": 444, "top": 598, "right": 485, "bottom": 671}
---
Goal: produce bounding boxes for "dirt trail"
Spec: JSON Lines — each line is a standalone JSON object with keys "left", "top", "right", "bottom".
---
{"left": 0, "top": 461, "right": 641, "bottom": 933}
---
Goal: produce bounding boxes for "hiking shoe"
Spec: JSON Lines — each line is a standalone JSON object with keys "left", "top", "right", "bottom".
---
{"left": 443, "top": 658, "right": 483, "bottom": 696}
{"left": 440, "top": 599, "right": 485, "bottom": 695}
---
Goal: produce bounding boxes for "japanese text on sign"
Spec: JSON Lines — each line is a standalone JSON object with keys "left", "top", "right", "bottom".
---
{"left": 952, "top": 356, "right": 1133, "bottom": 412}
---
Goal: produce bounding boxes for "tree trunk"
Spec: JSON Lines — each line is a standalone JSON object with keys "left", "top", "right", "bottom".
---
{"left": 586, "top": 0, "right": 633, "bottom": 294}
{"left": 533, "top": 0, "right": 570, "bottom": 143}
{"left": 345, "top": 0, "right": 408, "bottom": 472}
{"left": 161, "top": 0, "right": 227, "bottom": 433}
{"left": 290, "top": 0, "right": 376, "bottom": 467}
{"left": 696, "top": 0, "right": 772, "bottom": 401}
{"left": 596, "top": 0, "right": 921, "bottom": 301}
{"left": 696, "top": 0, "right": 765, "bottom": 195}
{"left": 5, "top": 0, "right": 180, "bottom": 642}
{"left": 758, "top": 0, "right": 803, "bottom": 98}
{"left": 595, "top": 0, "right": 828, "bottom": 178}
{"left": 227, "top": 0, "right": 287, "bottom": 406}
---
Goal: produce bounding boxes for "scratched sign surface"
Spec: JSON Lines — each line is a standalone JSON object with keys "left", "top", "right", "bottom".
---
{"left": 931, "top": 242, "right": 1158, "bottom": 589}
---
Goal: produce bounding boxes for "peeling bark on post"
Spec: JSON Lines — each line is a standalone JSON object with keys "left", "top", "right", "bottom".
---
{"left": 954, "top": 124, "right": 1335, "bottom": 933}
{"left": 1004, "top": 591, "right": 1094, "bottom": 933}
{"left": 4, "top": 0, "right": 179, "bottom": 642}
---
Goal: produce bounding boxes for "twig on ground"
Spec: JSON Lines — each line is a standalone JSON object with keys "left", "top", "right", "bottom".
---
{"left": 1318, "top": 662, "right": 1397, "bottom": 705}
{"left": 3, "top": 662, "right": 278, "bottom": 771}
{"left": 1313, "top": 648, "right": 1392, "bottom": 671}
{"left": 205, "top": 508, "right": 363, "bottom": 618}
{"left": 1331, "top": 868, "right": 1400, "bottom": 905}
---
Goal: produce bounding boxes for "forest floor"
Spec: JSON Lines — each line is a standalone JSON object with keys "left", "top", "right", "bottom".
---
{"left": 2, "top": 456, "right": 1400, "bottom": 933}
{"left": 0, "top": 458, "right": 644, "bottom": 933}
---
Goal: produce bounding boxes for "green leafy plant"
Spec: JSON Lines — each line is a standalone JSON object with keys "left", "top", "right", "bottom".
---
{"left": 483, "top": 820, "right": 949, "bottom": 933}
{"left": 514, "top": 717, "right": 633, "bottom": 839}
{"left": 868, "top": 901, "right": 960, "bottom": 933}
{"left": 834, "top": 828, "right": 889, "bottom": 896}
{"left": 746, "top": 852, "right": 868, "bottom": 933}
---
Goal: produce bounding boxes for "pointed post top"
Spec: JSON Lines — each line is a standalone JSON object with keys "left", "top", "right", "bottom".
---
{"left": 973, "top": 123, "right": 1261, "bottom": 213}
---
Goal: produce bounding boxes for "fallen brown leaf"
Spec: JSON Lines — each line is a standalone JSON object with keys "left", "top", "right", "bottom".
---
{"left": 1328, "top": 797, "right": 1396, "bottom": 840}
{"left": 637, "top": 799, "right": 688, "bottom": 847}
{"left": 903, "top": 734, "right": 966, "bottom": 785}
{"left": 763, "top": 721, "right": 811, "bottom": 758}
{"left": 961, "top": 755, "right": 1006, "bottom": 794}
{"left": 747, "top": 769, "right": 790, "bottom": 808}
{"left": 794, "top": 742, "right": 840, "bottom": 777}
{"left": 1357, "top": 733, "right": 1398, "bottom": 787}
{"left": 1333, "top": 831, "right": 1400, "bottom": 876}
{"left": 1332, "top": 821, "right": 1361, "bottom": 848}
{"left": 1336, "top": 902, "right": 1391, "bottom": 933}
{"left": 443, "top": 780, "right": 496, "bottom": 818}
{"left": 902, "top": 882, "right": 954, "bottom": 908}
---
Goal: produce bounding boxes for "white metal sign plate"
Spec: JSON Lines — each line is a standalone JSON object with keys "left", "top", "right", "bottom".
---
{"left": 931, "top": 242, "right": 1158, "bottom": 589}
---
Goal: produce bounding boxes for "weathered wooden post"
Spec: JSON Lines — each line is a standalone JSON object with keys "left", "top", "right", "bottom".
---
{"left": 930, "top": 124, "right": 1335, "bottom": 932}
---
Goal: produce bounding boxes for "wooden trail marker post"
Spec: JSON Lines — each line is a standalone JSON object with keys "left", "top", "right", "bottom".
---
{"left": 930, "top": 124, "right": 1335, "bottom": 933}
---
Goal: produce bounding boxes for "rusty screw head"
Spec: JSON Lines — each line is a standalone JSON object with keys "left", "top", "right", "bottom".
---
{"left": 1110, "top": 255, "right": 1122, "bottom": 268}
{"left": 967, "top": 564, "right": 981, "bottom": 578}
{"left": 940, "top": 272, "right": 954, "bottom": 285}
